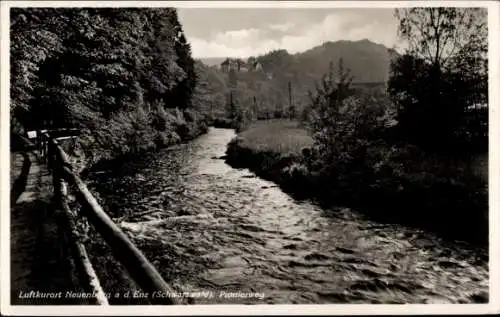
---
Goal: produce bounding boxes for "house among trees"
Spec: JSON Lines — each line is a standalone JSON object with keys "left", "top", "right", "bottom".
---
{"left": 246, "top": 57, "right": 263, "bottom": 72}
{"left": 221, "top": 58, "right": 245, "bottom": 72}
{"left": 220, "top": 57, "right": 264, "bottom": 73}
{"left": 220, "top": 58, "right": 230, "bottom": 72}
{"left": 239, "top": 62, "right": 249, "bottom": 72}
{"left": 252, "top": 61, "right": 263, "bottom": 72}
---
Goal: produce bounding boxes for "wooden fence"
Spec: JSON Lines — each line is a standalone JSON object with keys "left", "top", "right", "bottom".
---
{"left": 37, "top": 129, "right": 179, "bottom": 305}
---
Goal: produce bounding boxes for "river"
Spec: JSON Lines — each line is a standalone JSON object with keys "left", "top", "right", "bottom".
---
{"left": 86, "top": 127, "right": 488, "bottom": 304}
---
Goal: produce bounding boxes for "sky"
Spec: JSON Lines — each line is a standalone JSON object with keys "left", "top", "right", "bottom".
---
{"left": 177, "top": 8, "right": 402, "bottom": 58}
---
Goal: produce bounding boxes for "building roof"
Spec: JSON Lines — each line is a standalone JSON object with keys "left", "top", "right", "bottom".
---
{"left": 220, "top": 58, "right": 263, "bottom": 70}
{"left": 221, "top": 58, "right": 244, "bottom": 66}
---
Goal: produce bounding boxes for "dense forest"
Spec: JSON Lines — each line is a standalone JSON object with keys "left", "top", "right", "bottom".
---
{"left": 10, "top": 8, "right": 215, "bottom": 165}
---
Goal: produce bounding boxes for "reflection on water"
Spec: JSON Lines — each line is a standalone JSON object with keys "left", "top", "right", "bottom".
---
{"left": 87, "top": 127, "right": 488, "bottom": 304}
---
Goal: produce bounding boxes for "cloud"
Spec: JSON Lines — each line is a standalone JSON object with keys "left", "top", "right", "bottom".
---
{"left": 268, "top": 22, "right": 295, "bottom": 32}
{"left": 186, "top": 10, "right": 400, "bottom": 58}
{"left": 213, "top": 28, "right": 262, "bottom": 47}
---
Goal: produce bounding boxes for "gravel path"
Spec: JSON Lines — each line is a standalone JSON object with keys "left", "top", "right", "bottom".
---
{"left": 10, "top": 151, "right": 83, "bottom": 305}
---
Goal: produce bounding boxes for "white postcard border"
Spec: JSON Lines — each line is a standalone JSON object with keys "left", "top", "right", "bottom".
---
{"left": 1, "top": 1, "right": 499, "bottom": 315}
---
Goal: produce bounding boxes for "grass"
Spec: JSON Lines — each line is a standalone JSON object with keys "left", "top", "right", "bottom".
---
{"left": 235, "top": 119, "right": 313, "bottom": 156}
{"left": 226, "top": 120, "right": 314, "bottom": 187}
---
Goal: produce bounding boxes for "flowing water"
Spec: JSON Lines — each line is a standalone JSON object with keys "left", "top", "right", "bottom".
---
{"left": 87, "top": 127, "right": 488, "bottom": 304}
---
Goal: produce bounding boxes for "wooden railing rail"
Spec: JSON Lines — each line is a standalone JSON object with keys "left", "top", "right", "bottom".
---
{"left": 40, "top": 130, "right": 179, "bottom": 305}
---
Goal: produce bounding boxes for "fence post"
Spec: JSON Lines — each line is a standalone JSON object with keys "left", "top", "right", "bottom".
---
{"left": 42, "top": 134, "right": 46, "bottom": 161}
{"left": 56, "top": 176, "right": 70, "bottom": 259}
{"left": 40, "top": 132, "right": 43, "bottom": 158}
{"left": 45, "top": 136, "right": 50, "bottom": 164}
{"left": 47, "top": 138, "right": 62, "bottom": 195}
{"left": 43, "top": 133, "right": 47, "bottom": 160}
{"left": 36, "top": 129, "right": 41, "bottom": 155}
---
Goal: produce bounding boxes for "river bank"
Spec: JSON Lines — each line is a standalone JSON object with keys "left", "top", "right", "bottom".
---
{"left": 225, "top": 120, "right": 488, "bottom": 246}
{"left": 65, "top": 114, "right": 210, "bottom": 177}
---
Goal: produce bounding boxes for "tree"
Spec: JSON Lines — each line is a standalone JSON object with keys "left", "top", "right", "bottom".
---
{"left": 389, "top": 8, "right": 487, "bottom": 151}
{"left": 228, "top": 67, "right": 238, "bottom": 89}
{"left": 305, "top": 59, "right": 353, "bottom": 131}
{"left": 247, "top": 56, "right": 257, "bottom": 70}
{"left": 191, "top": 60, "right": 227, "bottom": 119}
{"left": 144, "top": 9, "right": 187, "bottom": 105}
{"left": 395, "top": 8, "right": 487, "bottom": 71}
{"left": 166, "top": 9, "right": 196, "bottom": 109}
{"left": 227, "top": 90, "right": 237, "bottom": 120}
{"left": 12, "top": 8, "right": 187, "bottom": 130}
{"left": 303, "top": 58, "right": 393, "bottom": 187}
{"left": 10, "top": 8, "right": 67, "bottom": 132}
{"left": 257, "top": 49, "right": 293, "bottom": 72}
{"left": 287, "top": 80, "right": 296, "bottom": 119}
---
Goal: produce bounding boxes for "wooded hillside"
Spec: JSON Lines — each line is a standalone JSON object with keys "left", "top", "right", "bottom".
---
{"left": 10, "top": 8, "right": 209, "bottom": 164}
{"left": 200, "top": 39, "right": 395, "bottom": 122}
